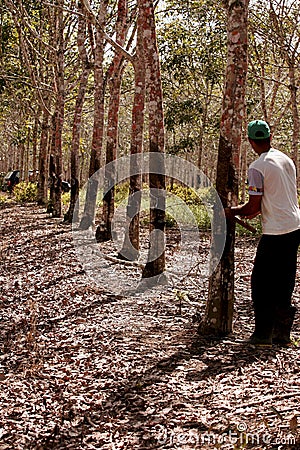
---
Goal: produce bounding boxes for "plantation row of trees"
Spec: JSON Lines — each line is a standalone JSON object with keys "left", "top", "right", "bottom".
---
{"left": 1, "top": 0, "right": 300, "bottom": 335}
{"left": 1, "top": 0, "right": 300, "bottom": 203}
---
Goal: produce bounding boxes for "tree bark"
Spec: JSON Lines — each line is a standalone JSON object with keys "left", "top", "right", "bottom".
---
{"left": 19, "top": 142, "right": 25, "bottom": 181}
{"left": 268, "top": 0, "right": 300, "bottom": 180}
{"left": 141, "top": 0, "right": 166, "bottom": 283}
{"left": 48, "top": 0, "right": 65, "bottom": 218}
{"left": 288, "top": 63, "right": 300, "bottom": 180}
{"left": 80, "top": 1, "right": 107, "bottom": 230}
{"left": 199, "top": 0, "right": 249, "bottom": 336}
{"left": 96, "top": 0, "right": 128, "bottom": 242}
{"left": 48, "top": 113, "right": 57, "bottom": 214}
{"left": 37, "top": 107, "right": 50, "bottom": 206}
{"left": 32, "top": 116, "right": 39, "bottom": 179}
{"left": 118, "top": 18, "right": 146, "bottom": 261}
{"left": 118, "top": 3, "right": 146, "bottom": 261}
{"left": 65, "top": 0, "right": 92, "bottom": 223}
{"left": 24, "top": 131, "right": 30, "bottom": 181}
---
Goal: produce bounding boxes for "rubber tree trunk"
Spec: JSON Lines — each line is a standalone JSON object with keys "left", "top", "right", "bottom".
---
{"left": 48, "top": 114, "right": 58, "bottom": 214}
{"left": 32, "top": 116, "right": 39, "bottom": 179}
{"left": 141, "top": 0, "right": 166, "bottom": 283}
{"left": 95, "top": 69, "right": 123, "bottom": 241}
{"left": 80, "top": 1, "right": 107, "bottom": 230}
{"left": 37, "top": 107, "right": 50, "bottom": 205}
{"left": 96, "top": 0, "right": 128, "bottom": 242}
{"left": 49, "top": 0, "right": 65, "bottom": 218}
{"left": 268, "top": 1, "right": 300, "bottom": 182}
{"left": 118, "top": 2, "right": 146, "bottom": 261}
{"left": 199, "top": 0, "right": 249, "bottom": 336}
{"left": 288, "top": 63, "right": 300, "bottom": 182}
{"left": 65, "top": 1, "right": 91, "bottom": 223}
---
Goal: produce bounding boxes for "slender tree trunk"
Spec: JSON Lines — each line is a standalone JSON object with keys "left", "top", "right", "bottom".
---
{"left": 19, "top": 143, "right": 25, "bottom": 181}
{"left": 65, "top": 66, "right": 91, "bottom": 222}
{"left": 268, "top": 0, "right": 300, "bottom": 179}
{"left": 32, "top": 117, "right": 39, "bottom": 179}
{"left": 141, "top": 0, "right": 166, "bottom": 283}
{"left": 13, "top": 144, "right": 18, "bottom": 170}
{"left": 48, "top": 113, "right": 57, "bottom": 213}
{"left": 118, "top": 3, "right": 146, "bottom": 260}
{"left": 268, "top": 67, "right": 282, "bottom": 120}
{"left": 254, "top": 42, "right": 268, "bottom": 122}
{"left": 288, "top": 63, "right": 300, "bottom": 180}
{"left": 24, "top": 131, "right": 30, "bottom": 181}
{"left": 96, "top": 0, "right": 128, "bottom": 241}
{"left": 199, "top": 0, "right": 249, "bottom": 336}
{"left": 48, "top": 0, "right": 65, "bottom": 217}
{"left": 95, "top": 71, "right": 123, "bottom": 240}
{"left": 80, "top": 2, "right": 107, "bottom": 229}
{"left": 52, "top": 0, "right": 65, "bottom": 218}
{"left": 197, "top": 85, "right": 212, "bottom": 170}
{"left": 37, "top": 108, "right": 50, "bottom": 205}
{"left": 65, "top": 0, "right": 92, "bottom": 223}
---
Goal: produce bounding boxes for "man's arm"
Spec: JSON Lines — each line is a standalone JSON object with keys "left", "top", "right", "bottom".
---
{"left": 226, "top": 195, "right": 262, "bottom": 219}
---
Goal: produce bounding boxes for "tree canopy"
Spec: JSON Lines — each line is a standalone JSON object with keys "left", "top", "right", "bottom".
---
{"left": 0, "top": 0, "right": 299, "bottom": 185}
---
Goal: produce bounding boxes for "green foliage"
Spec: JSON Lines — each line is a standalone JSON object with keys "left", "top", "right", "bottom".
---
{"left": 168, "top": 183, "right": 217, "bottom": 205}
{"left": 163, "top": 202, "right": 211, "bottom": 231}
{"left": 96, "top": 182, "right": 130, "bottom": 209}
{"left": 165, "top": 213, "right": 176, "bottom": 228}
{"left": 61, "top": 192, "right": 70, "bottom": 206}
{"left": 13, "top": 182, "right": 38, "bottom": 203}
{"left": 0, "top": 194, "right": 8, "bottom": 207}
{"left": 158, "top": 1, "right": 226, "bottom": 162}
{"left": 115, "top": 182, "right": 130, "bottom": 205}
{"left": 139, "top": 210, "right": 182, "bottom": 229}
{"left": 166, "top": 183, "right": 211, "bottom": 230}
{"left": 166, "top": 137, "right": 196, "bottom": 155}
{"left": 167, "top": 183, "right": 202, "bottom": 205}
{"left": 190, "top": 204, "right": 211, "bottom": 230}
{"left": 165, "top": 99, "right": 203, "bottom": 131}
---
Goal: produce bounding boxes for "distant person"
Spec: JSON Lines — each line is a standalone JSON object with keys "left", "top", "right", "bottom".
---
{"left": 227, "top": 120, "right": 300, "bottom": 346}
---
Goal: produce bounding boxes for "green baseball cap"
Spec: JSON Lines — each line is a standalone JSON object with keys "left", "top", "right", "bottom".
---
{"left": 248, "top": 120, "right": 271, "bottom": 140}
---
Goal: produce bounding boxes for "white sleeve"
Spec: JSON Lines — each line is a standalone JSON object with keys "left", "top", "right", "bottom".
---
{"left": 248, "top": 168, "right": 264, "bottom": 196}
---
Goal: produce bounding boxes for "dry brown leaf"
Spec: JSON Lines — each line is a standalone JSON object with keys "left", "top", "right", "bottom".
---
{"left": 289, "top": 415, "right": 298, "bottom": 432}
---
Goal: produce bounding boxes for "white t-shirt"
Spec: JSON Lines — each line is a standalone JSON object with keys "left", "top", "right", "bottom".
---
{"left": 248, "top": 148, "right": 300, "bottom": 235}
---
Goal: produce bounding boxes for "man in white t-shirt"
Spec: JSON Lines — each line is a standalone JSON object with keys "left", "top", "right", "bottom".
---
{"left": 227, "top": 120, "right": 300, "bottom": 346}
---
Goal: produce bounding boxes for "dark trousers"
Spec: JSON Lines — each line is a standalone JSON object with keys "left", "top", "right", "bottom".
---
{"left": 251, "top": 229, "right": 300, "bottom": 338}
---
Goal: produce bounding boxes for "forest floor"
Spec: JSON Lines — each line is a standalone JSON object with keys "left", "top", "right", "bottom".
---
{"left": 0, "top": 202, "right": 300, "bottom": 450}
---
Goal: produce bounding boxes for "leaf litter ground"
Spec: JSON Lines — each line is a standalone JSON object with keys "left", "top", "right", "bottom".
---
{"left": 0, "top": 204, "right": 300, "bottom": 449}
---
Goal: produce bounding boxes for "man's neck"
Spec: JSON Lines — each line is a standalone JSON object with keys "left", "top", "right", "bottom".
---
{"left": 257, "top": 147, "right": 270, "bottom": 155}
{"left": 254, "top": 143, "right": 271, "bottom": 155}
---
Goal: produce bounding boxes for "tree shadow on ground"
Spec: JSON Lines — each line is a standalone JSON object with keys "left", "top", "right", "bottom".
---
{"left": 1, "top": 284, "right": 122, "bottom": 357}
{"left": 42, "top": 326, "right": 290, "bottom": 449}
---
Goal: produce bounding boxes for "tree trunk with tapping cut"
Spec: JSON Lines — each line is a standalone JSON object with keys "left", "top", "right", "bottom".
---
{"left": 65, "top": 1, "right": 92, "bottom": 223}
{"left": 49, "top": 0, "right": 65, "bottom": 218}
{"left": 96, "top": 0, "right": 129, "bottom": 241}
{"left": 37, "top": 106, "right": 50, "bottom": 206}
{"left": 117, "top": 4, "right": 146, "bottom": 261}
{"left": 288, "top": 63, "right": 300, "bottom": 181}
{"left": 141, "top": 0, "right": 166, "bottom": 284}
{"left": 199, "top": 0, "right": 249, "bottom": 336}
{"left": 80, "top": 1, "right": 108, "bottom": 230}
